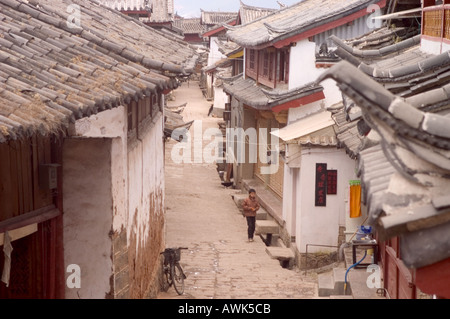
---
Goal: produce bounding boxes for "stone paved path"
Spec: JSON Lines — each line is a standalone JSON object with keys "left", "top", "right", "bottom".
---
{"left": 157, "top": 81, "right": 318, "bottom": 299}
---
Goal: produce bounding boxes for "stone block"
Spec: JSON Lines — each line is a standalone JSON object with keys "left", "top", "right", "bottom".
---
{"left": 255, "top": 220, "right": 279, "bottom": 235}
{"left": 265, "top": 247, "right": 295, "bottom": 261}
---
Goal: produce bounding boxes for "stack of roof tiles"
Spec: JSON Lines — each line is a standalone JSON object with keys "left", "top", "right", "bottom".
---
{"left": 0, "top": 0, "right": 198, "bottom": 143}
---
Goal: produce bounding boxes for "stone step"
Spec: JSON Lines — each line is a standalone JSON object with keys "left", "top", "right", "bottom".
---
{"left": 232, "top": 193, "right": 267, "bottom": 219}
{"left": 256, "top": 207, "right": 268, "bottom": 220}
{"left": 255, "top": 220, "right": 279, "bottom": 235}
{"left": 260, "top": 233, "right": 280, "bottom": 246}
{"left": 265, "top": 247, "right": 295, "bottom": 261}
{"left": 318, "top": 268, "right": 352, "bottom": 297}
{"left": 232, "top": 194, "right": 248, "bottom": 210}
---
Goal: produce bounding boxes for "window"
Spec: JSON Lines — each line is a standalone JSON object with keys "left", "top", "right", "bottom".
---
{"left": 262, "top": 51, "right": 269, "bottom": 77}
{"left": 249, "top": 49, "right": 256, "bottom": 70}
{"left": 245, "top": 47, "right": 290, "bottom": 88}
{"left": 278, "top": 49, "right": 289, "bottom": 84}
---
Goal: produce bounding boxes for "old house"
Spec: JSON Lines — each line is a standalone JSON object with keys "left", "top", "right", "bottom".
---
{"left": 173, "top": 17, "right": 208, "bottom": 46}
{"left": 97, "top": 0, "right": 175, "bottom": 30}
{"left": 0, "top": 0, "right": 197, "bottom": 299}
{"left": 223, "top": 0, "right": 388, "bottom": 265}
{"left": 319, "top": 0, "right": 450, "bottom": 299}
{"left": 201, "top": 14, "right": 237, "bottom": 104}
{"left": 202, "top": 2, "right": 278, "bottom": 119}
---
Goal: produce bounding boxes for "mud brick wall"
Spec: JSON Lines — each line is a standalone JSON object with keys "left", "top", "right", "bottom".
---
{"left": 110, "top": 213, "right": 165, "bottom": 299}
{"left": 111, "top": 228, "right": 130, "bottom": 299}
{"left": 128, "top": 192, "right": 166, "bottom": 299}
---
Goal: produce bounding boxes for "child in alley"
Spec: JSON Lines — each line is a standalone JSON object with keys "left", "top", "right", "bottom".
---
{"left": 242, "top": 189, "right": 260, "bottom": 242}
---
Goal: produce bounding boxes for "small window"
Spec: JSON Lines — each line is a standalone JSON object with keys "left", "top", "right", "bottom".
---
{"left": 249, "top": 49, "right": 256, "bottom": 70}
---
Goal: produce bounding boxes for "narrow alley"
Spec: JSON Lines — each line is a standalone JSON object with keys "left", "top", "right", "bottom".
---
{"left": 158, "top": 81, "right": 318, "bottom": 299}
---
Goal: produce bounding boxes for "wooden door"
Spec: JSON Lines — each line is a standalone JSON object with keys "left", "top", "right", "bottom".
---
{"left": 380, "top": 237, "right": 416, "bottom": 299}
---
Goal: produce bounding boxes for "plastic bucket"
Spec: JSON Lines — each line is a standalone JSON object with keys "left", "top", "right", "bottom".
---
{"left": 356, "top": 226, "right": 372, "bottom": 240}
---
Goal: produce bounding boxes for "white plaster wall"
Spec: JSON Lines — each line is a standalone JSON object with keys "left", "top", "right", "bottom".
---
{"left": 127, "top": 113, "right": 165, "bottom": 249}
{"left": 69, "top": 107, "right": 129, "bottom": 233}
{"left": 206, "top": 37, "right": 227, "bottom": 100}
{"left": 295, "top": 147, "right": 358, "bottom": 253}
{"left": 289, "top": 39, "right": 342, "bottom": 108}
{"left": 63, "top": 106, "right": 166, "bottom": 297}
{"left": 208, "top": 37, "right": 226, "bottom": 66}
{"left": 282, "top": 165, "right": 298, "bottom": 237}
{"left": 282, "top": 164, "right": 293, "bottom": 234}
{"left": 420, "top": 37, "right": 450, "bottom": 55}
{"left": 71, "top": 106, "right": 125, "bottom": 138}
{"left": 213, "top": 85, "right": 229, "bottom": 111}
{"left": 70, "top": 106, "right": 165, "bottom": 249}
{"left": 63, "top": 138, "right": 113, "bottom": 299}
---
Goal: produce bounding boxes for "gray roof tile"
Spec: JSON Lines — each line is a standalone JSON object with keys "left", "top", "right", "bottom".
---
{"left": 325, "top": 26, "right": 450, "bottom": 269}
{"left": 227, "top": 0, "right": 383, "bottom": 48}
{"left": 0, "top": 0, "right": 198, "bottom": 142}
{"left": 223, "top": 75, "right": 323, "bottom": 110}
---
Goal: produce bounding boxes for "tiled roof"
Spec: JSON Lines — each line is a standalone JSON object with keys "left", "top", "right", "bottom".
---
{"left": 164, "top": 103, "right": 194, "bottom": 141}
{"left": 200, "top": 10, "right": 238, "bottom": 26}
{"left": 215, "top": 39, "right": 241, "bottom": 57}
{"left": 342, "top": 26, "right": 419, "bottom": 51}
{"left": 97, "top": 0, "right": 174, "bottom": 23}
{"left": 331, "top": 33, "right": 422, "bottom": 60}
{"left": 226, "top": 0, "right": 385, "bottom": 48}
{"left": 173, "top": 18, "right": 207, "bottom": 34}
{"left": 238, "top": 1, "right": 277, "bottom": 25}
{"left": 97, "top": 0, "right": 150, "bottom": 11}
{"left": 222, "top": 75, "right": 324, "bottom": 111}
{"left": 317, "top": 60, "right": 450, "bottom": 268}
{"left": 0, "top": 0, "right": 198, "bottom": 143}
{"left": 329, "top": 102, "right": 367, "bottom": 159}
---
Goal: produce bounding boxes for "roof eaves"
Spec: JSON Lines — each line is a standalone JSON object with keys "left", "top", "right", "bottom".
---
{"left": 228, "top": 0, "right": 387, "bottom": 49}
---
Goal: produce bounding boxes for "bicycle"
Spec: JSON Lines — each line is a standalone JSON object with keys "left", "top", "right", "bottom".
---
{"left": 160, "top": 247, "right": 188, "bottom": 295}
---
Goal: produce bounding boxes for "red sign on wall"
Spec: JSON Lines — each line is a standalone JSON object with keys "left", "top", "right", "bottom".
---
{"left": 327, "top": 170, "right": 338, "bottom": 195}
{"left": 315, "top": 163, "right": 327, "bottom": 206}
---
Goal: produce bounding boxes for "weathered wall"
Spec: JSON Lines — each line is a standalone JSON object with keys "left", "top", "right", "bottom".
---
{"left": 64, "top": 105, "right": 166, "bottom": 299}
{"left": 289, "top": 39, "right": 342, "bottom": 108}
{"left": 126, "top": 113, "right": 165, "bottom": 299}
{"left": 296, "top": 147, "right": 358, "bottom": 253}
{"left": 63, "top": 138, "right": 113, "bottom": 299}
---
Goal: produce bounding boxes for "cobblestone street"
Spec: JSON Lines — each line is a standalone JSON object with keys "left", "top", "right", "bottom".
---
{"left": 157, "top": 81, "right": 318, "bottom": 299}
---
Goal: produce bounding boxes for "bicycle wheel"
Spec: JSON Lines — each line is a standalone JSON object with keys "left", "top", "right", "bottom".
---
{"left": 162, "top": 267, "right": 171, "bottom": 292}
{"left": 171, "top": 263, "right": 185, "bottom": 295}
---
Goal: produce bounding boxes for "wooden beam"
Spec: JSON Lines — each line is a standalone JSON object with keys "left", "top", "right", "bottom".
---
{"left": 0, "top": 205, "right": 60, "bottom": 233}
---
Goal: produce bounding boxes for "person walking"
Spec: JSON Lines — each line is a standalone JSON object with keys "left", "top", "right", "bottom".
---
{"left": 242, "top": 189, "right": 260, "bottom": 242}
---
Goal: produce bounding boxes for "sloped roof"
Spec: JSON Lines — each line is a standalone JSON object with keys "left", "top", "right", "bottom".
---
{"left": 222, "top": 75, "right": 324, "bottom": 111}
{"left": 329, "top": 102, "right": 368, "bottom": 158}
{"left": 173, "top": 18, "right": 207, "bottom": 34}
{"left": 97, "top": 0, "right": 174, "bottom": 23}
{"left": 200, "top": 10, "right": 238, "bottom": 25}
{"left": 97, "top": 0, "right": 150, "bottom": 11}
{"left": 0, "top": 0, "right": 198, "bottom": 143}
{"left": 340, "top": 26, "right": 420, "bottom": 51}
{"left": 237, "top": 1, "right": 278, "bottom": 25}
{"left": 318, "top": 60, "right": 450, "bottom": 268}
{"left": 227, "top": 0, "right": 386, "bottom": 48}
